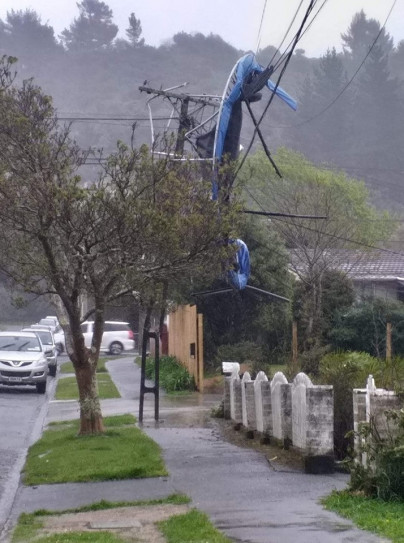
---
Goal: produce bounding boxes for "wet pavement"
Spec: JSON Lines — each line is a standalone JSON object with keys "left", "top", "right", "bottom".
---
{"left": 2, "top": 357, "right": 389, "bottom": 543}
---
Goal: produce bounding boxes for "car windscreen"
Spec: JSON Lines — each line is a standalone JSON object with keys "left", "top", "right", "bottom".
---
{"left": 39, "top": 319, "right": 55, "bottom": 327}
{"left": 35, "top": 332, "right": 53, "bottom": 346}
{"left": 0, "top": 336, "right": 41, "bottom": 351}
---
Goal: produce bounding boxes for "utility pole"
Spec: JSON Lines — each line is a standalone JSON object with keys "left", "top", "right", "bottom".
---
{"left": 139, "top": 85, "right": 219, "bottom": 157}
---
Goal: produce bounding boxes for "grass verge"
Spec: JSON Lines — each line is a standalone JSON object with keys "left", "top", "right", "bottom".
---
{"left": 12, "top": 494, "right": 190, "bottom": 543}
{"left": 158, "top": 509, "right": 232, "bottom": 542}
{"left": 60, "top": 357, "right": 108, "bottom": 374}
{"left": 23, "top": 414, "right": 167, "bottom": 485}
{"left": 322, "top": 490, "right": 404, "bottom": 543}
{"left": 55, "top": 373, "right": 120, "bottom": 400}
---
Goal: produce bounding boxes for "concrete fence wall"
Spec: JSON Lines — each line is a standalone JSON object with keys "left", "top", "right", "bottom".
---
{"left": 353, "top": 375, "right": 403, "bottom": 466}
{"left": 224, "top": 368, "right": 334, "bottom": 473}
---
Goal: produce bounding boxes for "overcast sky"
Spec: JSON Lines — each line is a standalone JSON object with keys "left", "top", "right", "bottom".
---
{"left": 0, "top": 0, "right": 402, "bottom": 57}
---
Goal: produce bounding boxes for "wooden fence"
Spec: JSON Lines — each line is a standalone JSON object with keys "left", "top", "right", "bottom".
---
{"left": 168, "top": 304, "right": 204, "bottom": 392}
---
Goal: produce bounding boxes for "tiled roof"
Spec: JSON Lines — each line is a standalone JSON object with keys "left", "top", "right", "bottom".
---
{"left": 289, "top": 249, "right": 404, "bottom": 281}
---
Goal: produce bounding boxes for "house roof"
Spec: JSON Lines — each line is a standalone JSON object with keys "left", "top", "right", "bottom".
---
{"left": 289, "top": 249, "right": 404, "bottom": 282}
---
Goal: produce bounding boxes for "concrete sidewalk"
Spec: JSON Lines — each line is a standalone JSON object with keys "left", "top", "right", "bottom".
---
{"left": 7, "top": 358, "right": 388, "bottom": 543}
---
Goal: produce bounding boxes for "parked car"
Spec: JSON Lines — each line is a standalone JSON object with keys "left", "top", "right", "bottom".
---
{"left": 34, "top": 319, "right": 65, "bottom": 354}
{"left": 80, "top": 321, "right": 135, "bottom": 355}
{"left": 0, "top": 331, "right": 49, "bottom": 393}
{"left": 53, "top": 327, "right": 65, "bottom": 354}
{"left": 37, "top": 317, "right": 59, "bottom": 332}
{"left": 23, "top": 327, "right": 58, "bottom": 377}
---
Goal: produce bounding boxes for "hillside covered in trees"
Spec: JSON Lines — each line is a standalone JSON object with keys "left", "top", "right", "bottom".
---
{"left": 0, "top": 1, "right": 403, "bottom": 210}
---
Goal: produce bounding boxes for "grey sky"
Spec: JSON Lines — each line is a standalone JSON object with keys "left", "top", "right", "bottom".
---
{"left": 0, "top": 0, "right": 403, "bottom": 57}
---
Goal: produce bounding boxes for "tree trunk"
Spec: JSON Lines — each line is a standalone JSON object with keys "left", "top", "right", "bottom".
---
{"left": 76, "top": 350, "right": 104, "bottom": 435}
{"left": 53, "top": 295, "right": 105, "bottom": 435}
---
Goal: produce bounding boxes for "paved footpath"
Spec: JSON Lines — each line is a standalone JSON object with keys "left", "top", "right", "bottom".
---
{"left": 4, "top": 358, "right": 389, "bottom": 543}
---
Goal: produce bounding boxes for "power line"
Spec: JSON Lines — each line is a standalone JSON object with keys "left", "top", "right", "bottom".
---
{"left": 58, "top": 116, "right": 178, "bottom": 122}
{"left": 271, "top": 0, "right": 329, "bottom": 72}
{"left": 272, "top": 215, "right": 404, "bottom": 257}
{"left": 255, "top": 0, "right": 269, "bottom": 54}
{"left": 234, "top": 0, "right": 320, "bottom": 180}
{"left": 244, "top": 185, "right": 404, "bottom": 257}
{"left": 266, "top": 0, "right": 305, "bottom": 67}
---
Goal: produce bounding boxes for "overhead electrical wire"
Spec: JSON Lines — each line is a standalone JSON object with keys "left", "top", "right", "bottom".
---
{"left": 266, "top": 0, "right": 305, "bottom": 67}
{"left": 58, "top": 116, "right": 178, "bottom": 122}
{"left": 269, "top": 0, "right": 328, "bottom": 72}
{"left": 255, "top": 0, "right": 269, "bottom": 54}
{"left": 234, "top": 0, "right": 321, "bottom": 180}
{"left": 245, "top": 185, "right": 404, "bottom": 258}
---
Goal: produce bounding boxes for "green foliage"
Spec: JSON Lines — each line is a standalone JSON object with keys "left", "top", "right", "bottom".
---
{"left": 242, "top": 148, "right": 392, "bottom": 360}
{"left": 145, "top": 355, "right": 195, "bottom": 393}
{"left": 215, "top": 341, "right": 264, "bottom": 371}
{"left": 330, "top": 298, "right": 404, "bottom": 360}
{"left": 318, "top": 351, "right": 381, "bottom": 459}
{"left": 347, "top": 409, "right": 404, "bottom": 501}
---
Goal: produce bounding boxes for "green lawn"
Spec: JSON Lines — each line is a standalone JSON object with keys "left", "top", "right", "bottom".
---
{"left": 23, "top": 415, "right": 167, "bottom": 485}
{"left": 60, "top": 357, "right": 109, "bottom": 374}
{"left": 159, "top": 509, "right": 232, "bottom": 542}
{"left": 55, "top": 373, "right": 120, "bottom": 400}
{"left": 323, "top": 491, "right": 404, "bottom": 543}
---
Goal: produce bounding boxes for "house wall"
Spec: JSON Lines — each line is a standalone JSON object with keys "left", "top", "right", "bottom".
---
{"left": 354, "top": 280, "right": 400, "bottom": 302}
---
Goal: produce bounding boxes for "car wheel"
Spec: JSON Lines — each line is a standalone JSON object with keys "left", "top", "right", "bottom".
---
{"left": 36, "top": 381, "right": 47, "bottom": 394}
{"left": 49, "top": 365, "right": 57, "bottom": 377}
{"left": 109, "top": 342, "right": 123, "bottom": 355}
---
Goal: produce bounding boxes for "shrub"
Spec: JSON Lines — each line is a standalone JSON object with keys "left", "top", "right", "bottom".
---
{"left": 330, "top": 298, "right": 404, "bottom": 359}
{"left": 145, "top": 355, "right": 195, "bottom": 393}
{"left": 318, "top": 351, "right": 381, "bottom": 459}
{"left": 348, "top": 410, "right": 404, "bottom": 501}
{"left": 214, "top": 341, "right": 265, "bottom": 373}
{"left": 377, "top": 445, "right": 404, "bottom": 500}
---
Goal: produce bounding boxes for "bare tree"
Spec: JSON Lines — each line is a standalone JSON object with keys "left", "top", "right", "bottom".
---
{"left": 0, "top": 59, "right": 238, "bottom": 433}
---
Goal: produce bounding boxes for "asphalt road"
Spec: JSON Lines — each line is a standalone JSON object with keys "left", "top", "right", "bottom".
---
{"left": 0, "top": 372, "right": 58, "bottom": 536}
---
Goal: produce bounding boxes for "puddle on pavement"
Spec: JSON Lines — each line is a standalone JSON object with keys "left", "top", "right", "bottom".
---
{"left": 139, "top": 390, "right": 223, "bottom": 428}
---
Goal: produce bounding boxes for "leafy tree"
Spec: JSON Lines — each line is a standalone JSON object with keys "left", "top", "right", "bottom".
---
{"left": 330, "top": 298, "right": 404, "bottom": 359}
{"left": 241, "top": 148, "right": 395, "bottom": 356}
{"left": 0, "top": 57, "right": 237, "bottom": 433}
{"left": 391, "top": 39, "right": 404, "bottom": 80}
{"left": 60, "top": 0, "right": 118, "bottom": 51}
{"left": 0, "top": 9, "right": 60, "bottom": 56}
{"left": 125, "top": 12, "right": 144, "bottom": 47}
{"left": 293, "top": 47, "right": 350, "bottom": 162}
{"left": 341, "top": 10, "right": 393, "bottom": 69}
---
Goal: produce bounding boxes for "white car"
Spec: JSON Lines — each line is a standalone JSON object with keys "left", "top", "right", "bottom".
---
{"left": 80, "top": 321, "right": 135, "bottom": 355}
{"left": 31, "top": 323, "right": 65, "bottom": 355}
{"left": 0, "top": 331, "right": 49, "bottom": 393}
{"left": 37, "top": 317, "right": 58, "bottom": 331}
{"left": 23, "top": 327, "right": 58, "bottom": 377}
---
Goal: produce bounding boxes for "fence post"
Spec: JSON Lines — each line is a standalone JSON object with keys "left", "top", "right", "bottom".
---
{"left": 292, "top": 321, "right": 298, "bottom": 374}
{"left": 386, "top": 322, "right": 392, "bottom": 362}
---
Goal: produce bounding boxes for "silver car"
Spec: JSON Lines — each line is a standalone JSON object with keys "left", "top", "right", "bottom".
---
{"left": 0, "top": 331, "right": 49, "bottom": 394}
{"left": 23, "top": 327, "right": 58, "bottom": 377}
